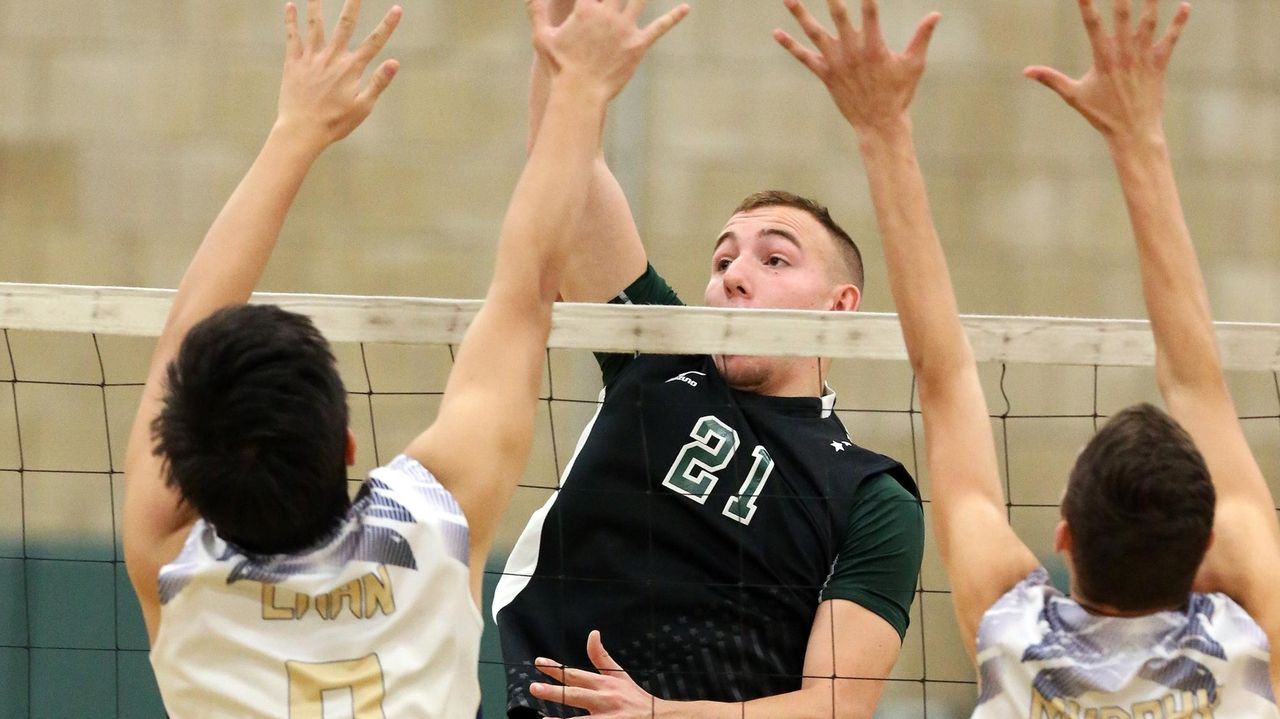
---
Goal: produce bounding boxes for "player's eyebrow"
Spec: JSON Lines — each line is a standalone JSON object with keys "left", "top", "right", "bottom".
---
{"left": 713, "top": 228, "right": 802, "bottom": 250}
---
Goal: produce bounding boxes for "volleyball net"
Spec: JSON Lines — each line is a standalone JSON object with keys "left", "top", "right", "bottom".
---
{"left": 2, "top": 282, "right": 1278, "bottom": 718}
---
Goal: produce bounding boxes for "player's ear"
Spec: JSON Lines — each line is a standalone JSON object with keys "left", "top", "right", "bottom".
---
{"left": 345, "top": 428, "right": 357, "bottom": 466}
{"left": 1053, "top": 519, "right": 1071, "bottom": 554}
{"left": 829, "top": 283, "right": 860, "bottom": 312}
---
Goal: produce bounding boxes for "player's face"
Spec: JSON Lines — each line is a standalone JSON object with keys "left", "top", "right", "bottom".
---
{"left": 704, "top": 206, "right": 858, "bottom": 391}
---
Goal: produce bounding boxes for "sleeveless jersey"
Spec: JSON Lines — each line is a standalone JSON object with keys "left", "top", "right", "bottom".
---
{"left": 150, "top": 455, "right": 482, "bottom": 718}
{"left": 494, "top": 352, "right": 916, "bottom": 716}
{"left": 974, "top": 568, "right": 1277, "bottom": 719}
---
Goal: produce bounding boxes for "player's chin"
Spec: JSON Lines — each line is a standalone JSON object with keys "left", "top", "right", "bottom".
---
{"left": 715, "top": 354, "right": 775, "bottom": 392}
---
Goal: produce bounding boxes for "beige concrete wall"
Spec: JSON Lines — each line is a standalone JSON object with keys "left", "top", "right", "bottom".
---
{"left": 2, "top": 1, "right": 1278, "bottom": 711}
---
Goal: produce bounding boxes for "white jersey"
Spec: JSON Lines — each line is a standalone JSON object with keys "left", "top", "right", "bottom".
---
{"left": 974, "top": 568, "right": 1276, "bottom": 719}
{"left": 150, "top": 455, "right": 482, "bottom": 719}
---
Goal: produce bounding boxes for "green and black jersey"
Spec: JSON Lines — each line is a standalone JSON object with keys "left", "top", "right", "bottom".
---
{"left": 494, "top": 266, "right": 923, "bottom": 717}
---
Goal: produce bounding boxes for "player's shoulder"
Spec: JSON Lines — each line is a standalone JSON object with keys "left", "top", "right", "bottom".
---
{"left": 976, "top": 567, "right": 1057, "bottom": 649}
{"left": 839, "top": 443, "right": 919, "bottom": 500}
{"left": 851, "top": 472, "right": 922, "bottom": 517}
{"left": 366, "top": 455, "right": 465, "bottom": 517}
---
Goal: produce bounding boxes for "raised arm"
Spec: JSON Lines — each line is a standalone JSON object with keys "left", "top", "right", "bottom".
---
{"left": 527, "top": 0, "right": 650, "bottom": 302}
{"left": 1027, "top": 0, "right": 1280, "bottom": 690}
{"left": 403, "top": 0, "right": 688, "bottom": 603}
{"left": 778, "top": 0, "right": 1039, "bottom": 660}
{"left": 123, "top": 0, "right": 401, "bottom": 634}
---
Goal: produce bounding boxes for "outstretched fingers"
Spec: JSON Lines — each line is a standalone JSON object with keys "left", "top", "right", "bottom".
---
{"left": 820, "top": 0, "right": 853, "bottom": 41}
{"left": 639, "top": 3, "right": 691, "bottom": 50}
{"left": 354, "top": 5, "right": 402, "bottom": 65}
{"left": 903, "top": 12, "right": 942, "bottom": 62}
{"left": 774, "top": 28, "right": 827, "bottom": 75}
{"left": 1152, "top": 2, "right": 1190, "bottom": 66}
{"left": 357, "top": 58, "right": 399, "bottom": 108}
{"left": 332, "top": 0, "right": 363, "bottom": 50}
{"left": 784, "top": 0, "right": 836, "bottom": 54}
{"left": 858, "top": 0, "right": 880, "bottom": 44}
{"left": 1135, "top": 0, "right": 1160, "bottom": 47}
{"left": 1077, "top": 0, "right": 1111, "bottom": 68}
{"left": 534, "top": 658, "right": 605, "bottom": 689}
{"left": 1113, "top": 0, "right": 1133, "bottom": 58}
{"left": 284, "top": 3, "right": 302, "bottom": 59}
{"left": 1024, "top": 65, "right": 1078, "bottom": 103}
{"left": 586, "top": 631, "right": 626, "bottom": 676}
{"left": 305, "top": 0, "right": 326, "bottom": 51}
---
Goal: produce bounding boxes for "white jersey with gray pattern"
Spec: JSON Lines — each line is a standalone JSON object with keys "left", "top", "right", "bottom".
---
{"left": 973, "top": 568, "right": 1275, "bottom": 719}
{"left": 150, "top": 455, "right": 482, "bottom": 718}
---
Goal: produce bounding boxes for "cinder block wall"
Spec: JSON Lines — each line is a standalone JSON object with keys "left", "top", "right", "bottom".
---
{"left": 1, "top": 2, "right": 1277, "bottom": 717}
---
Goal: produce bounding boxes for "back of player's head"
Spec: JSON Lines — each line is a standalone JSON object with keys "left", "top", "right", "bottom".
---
{"left": 734, "top": 190, "right": 864, "bottom": 290}
{"left": 152, "top": 304, "right": 351, "bottom": 554}
{"left": 1062, "top": 403, "right": 1214, "bottom": 612}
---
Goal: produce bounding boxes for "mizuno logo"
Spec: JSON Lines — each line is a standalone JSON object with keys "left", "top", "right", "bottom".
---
{"left": 665, "top": 371, "right": 706, "bottom": 387}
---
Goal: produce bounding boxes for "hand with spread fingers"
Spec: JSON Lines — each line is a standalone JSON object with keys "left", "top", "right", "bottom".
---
{"left": 774, "top": 0, "right": 941, "bottom": 135}
{"left": 527, "top": 0, "right": 690, "bottom": 103}
{"left": 530, "top": 631, "right": 662, "bottom": 719}
{"left": 1024, "top": 0, "right": 1190, "bottom": 144}
{"left": 277, "top": 0, "right": 403, "bottom": 150}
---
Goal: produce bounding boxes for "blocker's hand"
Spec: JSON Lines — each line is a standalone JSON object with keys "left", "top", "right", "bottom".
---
{"left": 774, "top": 0, "right": 941, "bottom": 134}
{"left": 527, "top": 0, "right": 689, "bottom": 103}
{"left": 276, "top": 0, "right": 403, "bottom": 150}
{"left": 530, "top": 630, "right": 665, "bottom": 718}
{"left": 1024, "top": 0, "right": 1190, "bottom": 143}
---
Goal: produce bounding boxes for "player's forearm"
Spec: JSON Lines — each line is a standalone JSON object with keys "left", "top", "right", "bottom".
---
{"left": 526, "top": 2, "right": 647, "bottom": 303}
{"left": 161, "top": 126, "right": 324, "bottom": 351}
{"left": 527, "top": 0, "right": 578, "bottom": 148}
{"left": 859, "top": 120, "right": 1008, "bottom": 512}
{"left": 497, "top": 78, "right": 609, "bottom": 303}
{"left": 857, "top": 119, "right": 973, "bottom": 384}
{"left": 1108, "top": 136, "right": 1225, "bottom": 400}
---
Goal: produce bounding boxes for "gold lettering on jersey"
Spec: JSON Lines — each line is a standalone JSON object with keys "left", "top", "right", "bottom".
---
{"left": 262, "top": 585, "right": 310, "bottom": 620}
{"left": 362, "top": 565, "right": 396, "bottom": 617}
{"left": 1028, "top": 687, "right": 1220, "bottom": 719}
{"left": 325, "top": 579, "right": 361, "bottom": 620}
{"left": 261, "top": 565, "right": 396, "bottom": 621}
{"left": 286, "top": 654, "right": 386, "bottom": 718}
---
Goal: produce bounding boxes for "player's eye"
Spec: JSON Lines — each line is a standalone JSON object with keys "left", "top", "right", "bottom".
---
{"left": 766, "top": 255, "right": 788, "bottom": 267}
{"left": 715, "top": 257, "right": 733, "bottom": 271}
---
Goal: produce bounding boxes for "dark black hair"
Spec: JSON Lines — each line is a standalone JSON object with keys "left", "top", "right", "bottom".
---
{"left": 1063, "top": 403, "right": 1215, "bottom": 611}
{"left": 152, "top": 304, "right": 351, "bottom": 554}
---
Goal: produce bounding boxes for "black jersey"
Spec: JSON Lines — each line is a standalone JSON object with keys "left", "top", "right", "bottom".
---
{"left": 494, "top": 342, "right": 918, "bottom": 715}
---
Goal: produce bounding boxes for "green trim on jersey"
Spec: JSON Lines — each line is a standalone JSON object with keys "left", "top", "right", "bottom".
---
{"left": 595, "top": 264, "right": 921, "bottom": 640}
{"left": 820, "top": 472, "right": 924, "bottom": 640}
{"left": 595, "top": 264, "right": 683, "bottom": 387}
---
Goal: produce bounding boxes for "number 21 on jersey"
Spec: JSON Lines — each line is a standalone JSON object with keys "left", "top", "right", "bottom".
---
{"left": 661, "top": 415, "right": 775, "bottom": 525}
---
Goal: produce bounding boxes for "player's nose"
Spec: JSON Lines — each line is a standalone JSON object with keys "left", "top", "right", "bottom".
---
{"left": 721, "top": 258, "right": 752, "bottom": 299}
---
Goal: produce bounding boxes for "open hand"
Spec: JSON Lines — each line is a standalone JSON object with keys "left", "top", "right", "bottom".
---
{"left": 277, "top": 0, "right": 402, "bottom": 150}
{"left": 774, "top": 0, "right": 940, "bottom": 134}
{"left": 529, "top": 630, "right": 664, "bottom": 718}
{"left": 527, "top": 0, "right": 689, "bottom": 103}
{"left": 1024, "top": 0, "right": 1190, "bottom": 144}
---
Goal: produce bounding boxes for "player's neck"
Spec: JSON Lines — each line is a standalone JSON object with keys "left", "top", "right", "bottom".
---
{"left": 723, "top": 356, "right": 830, "bottom": 398}
{"left": 1072, "top": 591, "right": 1183, "bottom": 618}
